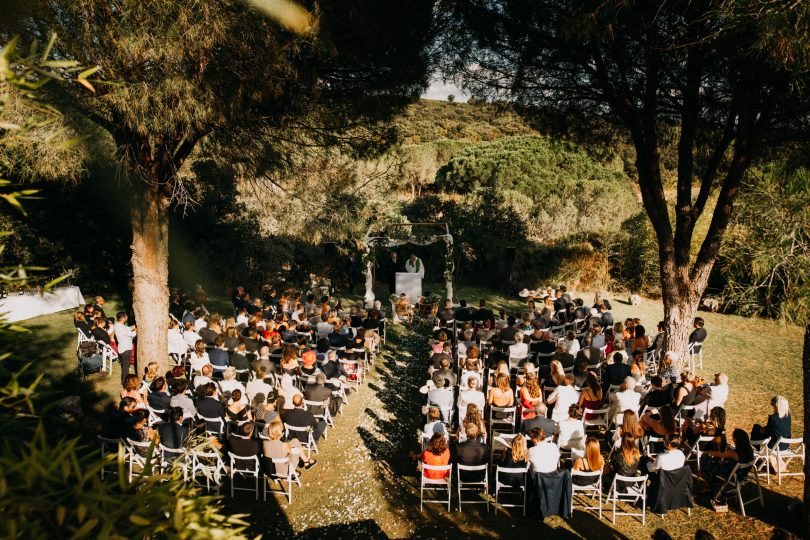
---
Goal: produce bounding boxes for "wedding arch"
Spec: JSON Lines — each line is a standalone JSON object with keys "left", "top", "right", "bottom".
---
{"left": 360, "top": 222, "right": 454, "bottom": 307}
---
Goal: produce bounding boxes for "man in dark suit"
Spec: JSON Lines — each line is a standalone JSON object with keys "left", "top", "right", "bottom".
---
{"left": 284, "top": 394, "right": 326, "bottom": 441}
{"left": 346, "top": 250, "right": 358, "bottom": 294}
{"left": 196, "top": 383, "right": 226, "bottom": 420}
{"left": 455, "top": 423, "right": 487, "bottom": 481}
{"left": 521, "top": 402, "right": 557, "bottom": 437}
{"left": 603, "top": 352, "right": 631, "bottom": 392}
{"left": 499, "top": 316, "right": 518, "bottom": 342}
{"left": 472, "top": 299, "right": 494, "bottom": 325}
{"left": 454, "top": 299, "right": 473, "bottom": 323}
{"left": 228, "top": 422, "right": 261, "bottom": 456}
{"left": 104, "top": 397, "right": 138, "bottom": 439}
{"left": 553, "top": 289, "right": 567, "bottom": 314}
{"left": 229, "top": 345, "right": 251, "bottom": 371}
{"left": 599, "top": 304, "right": 614, "bottom": 329}
{"left": 554, "top": 344, "right": 575, "bottom": 370}
{"left": 209, "top": 336, "right": 230, "bottom": 374}
{"left": 689, "top": 317, "right": 707, "bottom": 352}
{"left": 252, "top": 345, "right": 277, "bottom": 375}
{"left": 321, "top": 351, "right": 348, "bottom": 380}
{"left": 436, "top": 299, "right": 455, "bottom": 322}
{"left": 158, "top": 407, "right": 190, "bottom": 449}
{"left": 576, "top": 336, "right": 602, "bottom": 366}
{"left": 386, "top": 251, "right": 401, "bottom": 295}
{"left": 328, "top": 320, "right": 350, "bottom": 348}
{"left": 242, "top": 328, "right": 261, "bottom": 353}
{"left": 147, "top": 377, "right": 172, "bottom": 411}
{"left": 304, "top": 373, "right": 341, "bottom": 416}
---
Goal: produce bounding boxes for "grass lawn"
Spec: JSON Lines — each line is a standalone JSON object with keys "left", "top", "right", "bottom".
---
{"left": 8, "top": 284, "right": 805, "bottom": 539}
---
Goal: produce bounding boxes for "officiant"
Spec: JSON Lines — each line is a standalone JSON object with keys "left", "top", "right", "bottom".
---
{"left": 405, "top": 252, "right": 425, "bottom": 279}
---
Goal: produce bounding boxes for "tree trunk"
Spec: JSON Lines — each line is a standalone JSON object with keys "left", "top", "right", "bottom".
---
{"left": 802, "top": 321, "right": 810, "bottom": 538}
{"left": 130, "top": 183, "right": 170, "bottom": 376}
{"left": 659, "top": 245, "right": 704, "bottom": 371}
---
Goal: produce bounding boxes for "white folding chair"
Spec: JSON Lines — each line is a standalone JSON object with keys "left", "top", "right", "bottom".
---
{"left": 607, "top": 474, "right": 647, "bottom": 525}
{"left": 684, "top": 435, "right": 715, "bottom": 472}
{"left": 420, "top": 463, "right": 452, "bottom": 511}
{"left": 687, "top": 341, "right": 703, "bottom": 371}
{"left": 98, "top": 435, "right": 122, "bottom": 480}
{"left": 571, "top": 470, "right": 602, "bottom": 518}
{"left": 489, "top": 433, "right": 519, "bottom": 465}
{"left": 751, "top": 437, "right": 771, "bottom": 485}
{"left": 284, "top": 423, "right": 319, "bottom": 460}
{"left": 457, "top": 464, "right": 489, "bottom": 512}
{"left": 775, "top": 437, "right": 805, "bottom": 485}
{"left": 125, "top": 438, "right": 159, "bottom": 482}
{"left": 159, "top": 443, "right": 188, "bottom": 481}
{"left": 228, "top": 452, "right": 264, "bottom": 500}
{"left": 645, "top": 436, "right": 664, "bottom": 459}
{"left": 713, "top": 461, "right": 764, "bottom": 516}
{"left": 267, "top": 454, "right": 302, "bottom": 504}
{"left": 197, "top": 414, "right": 225, "bottom": 436}
{"left": 305, "top": 399, "right": 334, "bottom": 439}
{"left": 146, "top": 405, "right": 165, "bottom": 427}
{"left": 583, "top": 408, "right": 609, "bottom": 434}
{"left": 190, "top": 449, "right": 227, "bottom": 493}
{"left": 494, "top": 465, "right": 529, "bottom": 516}
{"left": 488, "top": 406, "right": 516, "bottom": 436}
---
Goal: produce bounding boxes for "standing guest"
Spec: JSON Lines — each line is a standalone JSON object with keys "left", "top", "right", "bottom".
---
{"left": 345, "top": 250, "right": 358, "bottom": 294}
{"left": 114, "top": 312, "right": 137, "bottom": 386}
{"left": 689, "top": 317, "right": 708, "bottom": 352}
{"left": 528, "top": 427, "right": 560, "bottom": 473}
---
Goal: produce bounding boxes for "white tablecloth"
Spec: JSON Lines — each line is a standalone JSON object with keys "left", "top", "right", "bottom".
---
{"left": 0, "top": 286, "right": 84, "bottom": 322}
{"left": 395, "top": 272, "right": 422, "bottom": 304}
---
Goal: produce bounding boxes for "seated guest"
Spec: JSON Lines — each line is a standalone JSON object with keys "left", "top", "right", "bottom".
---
{"left": 301, "top": 350, "right": 319, "bottom": 377}
{"left": 700, "top": 428, "right": 754, "bottom": 490}
{"left": 508, "top": 332, "right": 529, "bottom": 359}
{"left": 209, "top": 336, "right": 230, "bottom": 375}
{"left": 562, "top": 331, "right": 580, "bottom": 355}
{"left": 169, "top": 380, "right": 196, "bottom": 418}
{"left": 420, "top": 432, "right": 451, "bottom": 479}
{"left": 487, "top": 373, "right": 515, "bottom": 417}
{"left": 196, "top": 382, "right": 226, "bottom": 419}
{"left": 279, "top": 373, "right": 304, "bottom": 410}
{"left": 573, "top": 436, "right": 605, "bottom": 484}
{"left": 219, "top": 367, "right": 247, "bottom": 402}
{"left": 640, "top": 376, "right": 671, "bottom": 410}
{"left": 575, "top": 336, "right": 602, "bottom": 366}
{"left": 608, "top": 432, "right": 641, "bottom": 488}
{"left": 522, "top": 401, "right": 557, "bottom": 437}
{"left": 660, "top": 351, "right": 680, "bottom": 384}
{"left": 751, "top": 395, "right": 792, "bottom": 452}
{"left": 120, "top": 374, "right": 145, "bottom": 407}
{"left": 252, "top": 346, "right": 275, "bottom": 376}
{"left": 428, "top": 376, "right": 455, "bottom": 421}
{"left": 688, "top": 317, "right": 707, "bottom": 352}
{"left": 557, "top": 404, "right": 586, "bottom": 454}
{"left": 423, "top": 406, "right": 446, "bottom": 438}
{"left": 194, "top": 364, "right": 215, "bottom": 391}
{"left": 327, "top": 320, "right": 349, "bottom": 348}
{"left": 499, "top": 433, "right": 529, "bottom": 486}
{"left": 189, "top": 340, "right": 210, "bottom": 373}
{"left": 158, "top": 407, "right": 190, "bottom": 449}
{"left": 280, "top": 347, "right": 301, "bottom": 377}
{"left": 612, "top": 409, "right": 645, "bottom": 442}
{"left": 673, "top": 371, "right": 698, "bottom": 409}
{"left": 229, "top": 343, "right": 251, "bottom": 372}
{"left": 547, "top": 374, "right": 580, "bottom": 423}
{"left": 74, "top": 311, "right": 92, "bottom": 338}
{"left": 147, "top": 376, "right": 171, "bottom": 411}
{"left": 255, "top": 390, "right": 279, "bottom": 428}
{"left": 304, "top": 373, "right": 341, "bottom": 416}
{"left": 166, "top": 365, "right": 188, "bottom": 388}
{"left": 578, "top": 372, "right": 603, "bottom": 420}
{"left": 629, "top": 350, "right": 646, "bottom": 382}
{"left": 646, "top": 433, "right": 686, "bottom": 473}
{"left": 528, "top": 427, "right": 560, "bottom": 473}
{"left": 284, "top": 394, "right": 326, "bottom": 442}
{"left": 321, "top": 350, "right": 348, "bottom": 381}
{"left": 229, "top": 422, "right": 261, "bottom": 457}
{"left": 263, "top": 419, "right": 316, "bottom": 474}
{"left": 434, "top": 357, "right": 457, "bottom": 388}
{"left": 104, "top": 397, "right": 139, "bottom": 439}
{"left": 455, "top": 422, "right": 487, "bottom": 480}
{"left": 640, "top": 405, "right": 678, "bottom": 437}
{"left": 603, "top": 352, "right": 631, "bottom": 392}
{"left": 696, "top": 372, "right": 729, "bottom": 418}
{"left": 225, "top": 389, "right": 252, "bottom": 426}
{"left": 519, "top": 374, "right": 543, "bottom": 420}
{"left": 456, "top": 404, "right": 487, "bottom": 444}
{"left": 609, "top": 377, "right": 641, "bottom": 425}
{"left": 246, "top": 365, "right": 274, "bottom": 403}
{"left": 554, "top": 343, "right": 575, "bottom": 370}
{"left": 183, "top": 321, "right": 201, "bottom": 350}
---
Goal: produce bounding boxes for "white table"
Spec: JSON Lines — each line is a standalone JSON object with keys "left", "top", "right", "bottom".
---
{"left": 395, "top": 272, "right": 422, "bottom": 304}
{"left": 0, "top": 286, "right": 84, "bottom": 322}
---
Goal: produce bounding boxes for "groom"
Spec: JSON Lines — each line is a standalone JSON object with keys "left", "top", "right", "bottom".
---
{"left": 405, "top": 253, "right": 425, "bottom": 279}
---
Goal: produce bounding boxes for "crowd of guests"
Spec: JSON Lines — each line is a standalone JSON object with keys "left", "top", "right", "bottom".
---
{"left": 97, "top": 285, "right": 387, "bottom": 493}
{"left": 416, "top": 288, "right": 795, "bottom": 513}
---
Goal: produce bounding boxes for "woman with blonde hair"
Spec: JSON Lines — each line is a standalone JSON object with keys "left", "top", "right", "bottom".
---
{"left": 573, "top": 436, "right": 606, "bottom": 484}
{"left": 457, "top": 403, "right": 487, "bottom": 444}
{"left": 262, "top": 418, "right": 316, "bottom": 473}
{"left": 614, "top": 409, "right": 645, "bottom": 441}
{"left": 752, "top": 395, "right": 792, "bottom": 457}
{"left": 499, "top": 433, "right": 529, "bottom": 487}
{"left": 548, "top": 360, "right": 566, "bottom": 387}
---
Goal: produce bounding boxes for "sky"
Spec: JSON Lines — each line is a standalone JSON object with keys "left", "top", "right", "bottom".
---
{"left": 421, "top": 78, "right": 470, "bottom": 102}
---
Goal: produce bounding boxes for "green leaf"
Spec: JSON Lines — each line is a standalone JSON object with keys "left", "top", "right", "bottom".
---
{"left": 77, "top": 66, "right": 100, "bottom": 80}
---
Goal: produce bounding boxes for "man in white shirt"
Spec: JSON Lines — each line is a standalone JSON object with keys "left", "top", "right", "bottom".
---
{"left": 528, "top": 427, "right": 560, "bottom": 473}
{"left": 193, "top": 309, "right": 207, "bottom": 332}
{"left": 697, "top": 372, "right": 729, "bottom": 420}
{"left": 113, "top": 312, "right": 136, "bottom": 386}
{"left": 609, "top": 376, "right": 641, "bottom": 424}
{"left": 547, "top": 374, "right": 580, "bottom": 423}
{"left": 647, "top": 433, "right": 686, "bottom": 472}
{"left": 168, "top": 320, "right": 189, "bottom": 357}
{"left": 316, "top": 315, "right": 333, "bottom": 336}
{"left": 427, "top": 375, "right": 454, "bottom": 422}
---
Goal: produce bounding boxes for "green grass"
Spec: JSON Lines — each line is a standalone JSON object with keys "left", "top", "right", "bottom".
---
{"left": 9, "top": 284, "right": 805, "bottom": 538}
